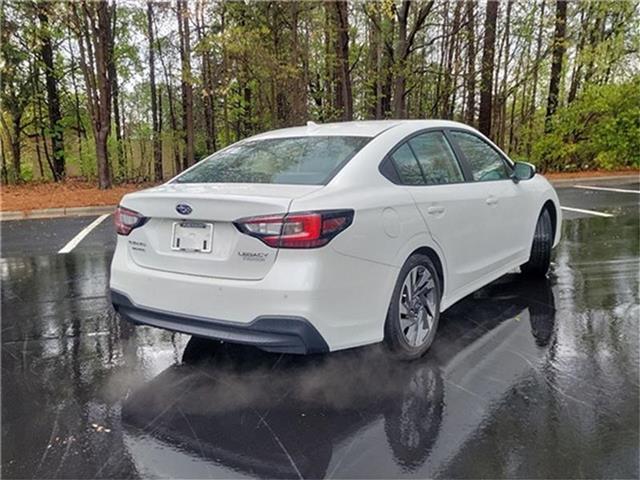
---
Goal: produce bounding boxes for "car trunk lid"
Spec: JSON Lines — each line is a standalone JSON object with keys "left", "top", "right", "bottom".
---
{"left": 120, "top": 183, "right": 322, "bottom": 280}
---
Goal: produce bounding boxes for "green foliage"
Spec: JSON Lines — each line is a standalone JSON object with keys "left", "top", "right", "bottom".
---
{"left": 19, "top": 161, "right": 34, "bottom": 182}
{"left": 532, "top": 79, "right": 640, "bottom": 171}
{"left": 79, "top": 141, "right": 97, "bottom": 179}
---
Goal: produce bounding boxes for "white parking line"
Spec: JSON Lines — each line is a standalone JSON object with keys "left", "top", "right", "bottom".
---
{"left": 560, "top": 206, "right": 614, "bottom": 218}
{"left": 58, "top": 214, "right": 110, "bottom": 254}
{"left": 573, "top": 185, "right": 640, "bottom": 195}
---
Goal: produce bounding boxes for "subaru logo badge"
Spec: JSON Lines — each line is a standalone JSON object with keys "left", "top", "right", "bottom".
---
{"left": 176, "top": 203, "right": 193, "bottom": 215}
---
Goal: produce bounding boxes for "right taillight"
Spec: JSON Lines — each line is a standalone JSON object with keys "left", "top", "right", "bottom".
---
{"left": 234, "top": 209, "right": 354, "bottom": 248}
{"left": 114, "top": 206, "right": 147, "bottom": 235}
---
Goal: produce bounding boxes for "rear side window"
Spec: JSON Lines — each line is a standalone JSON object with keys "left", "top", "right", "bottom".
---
{"left": 391, "top": 143, "right": 424, "bottom": 185}
{"left": 174, "top": 136, "right": 371, "bottom": 185}
{"left": 408, "top": 132, "right": 464, "bottom": 185}
{"left": 450, "top": 131, "right": 511, "bottom": 182}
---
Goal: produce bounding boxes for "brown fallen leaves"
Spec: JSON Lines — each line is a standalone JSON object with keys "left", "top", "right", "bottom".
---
{"left": 0, "top": 178, "right": 157, "bottom": 212}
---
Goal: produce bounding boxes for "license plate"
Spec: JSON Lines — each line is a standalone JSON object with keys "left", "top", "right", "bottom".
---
{"left": 171, "top": 222, "right": 213, "bottom": 253}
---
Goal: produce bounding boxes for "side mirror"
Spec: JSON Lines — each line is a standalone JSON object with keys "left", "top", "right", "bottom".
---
{"left": 512, "top": 162, "right": 536, "bottom": 183}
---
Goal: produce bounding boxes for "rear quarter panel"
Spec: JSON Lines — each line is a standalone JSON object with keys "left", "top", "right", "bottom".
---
{"left": 289, "top": 181, "right": 449, "bottom": 314}
{"left": 290, "top": 184, "right": 433, "bottom": 268}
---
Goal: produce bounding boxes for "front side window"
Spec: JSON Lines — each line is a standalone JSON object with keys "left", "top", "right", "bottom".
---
{"left": 174, "top": 136, "right": 371, "bottom": 185}
{"left": 450, "top": 131, "right": 511, "bottom": 182}
{"left": 408, "top": 132, "right": 464, "bottom": 185}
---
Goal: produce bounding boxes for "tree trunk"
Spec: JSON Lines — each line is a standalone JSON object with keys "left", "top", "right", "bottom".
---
{"left": 391, "top": 1, "right": 434, "bottom": 118}
{"left": 464, "top": 1, "right": 476, "bottom": 124}
{"left": 32, "top": 67, "right": 56, "bottom": 179}
{"left": 73, "top": 0, "right": 113, "bottom": 189}
{"left": 285, "top": 2, "right": 307, "bottom": 125}
{"left": 526, "top": 0, "right": 546, "bottom": 156}
{"left": 110, "top": 60, "right": 124, "bottom": 180}
{"left": 11, "top": 116, "right": 22, "bottom": 182}
{"left": 201, "top": 53, "right": 214, "bottom": 152}
{"left": 107, "top": 2, "right": 124, "bottom": 181}
{"left": 517, "top": 17, "right": 532, "bottom": 153}
{"left": 441, "top": 2, "right": 461, "bottom": 118}
{"left": 177, "top": 0, "right": 195, "bottom": 168}
{"left": 220, "top": 6, "right": 231, "bottom": 145}
{"left": 34, "top": 131, "right": 45, "bottom": 179}
{"left": 545, "top": 0, "right": 568, "bottom": 133}
{"left": 195, "top": 0, "right": 216, "bottom": 152}
{"left": 0, "top": 135, "right": 8, "bottom": 184}
{"left": 96, "top": 2, "right": 113, "bottom": 189}
{"left": 507, "top": 63, "right": 520, "bottom": 153}
{"left": 147, "top": 2, "right": 162, "bottom": 181}
{"left": 323, "top": 3, "right": 334, "bottom": 120}
{"left": 584, "top": 8, "right": 603, "bottom": 85}
{"left": 432, "top": 1, "right": 448, "bottom": 117}
{"left": 568, "top": 3, "right": 589, "bottom": 104}
{"left": 392, "top": 1, "right": 409, "bottom": 118}
{"left": 331, "top": 1, "right": 353, "bottom": 121}
{"left": 154, "top": 14, "right": 181, "bottom": 176}
{"left": 497, "top": 0, "right": 512, "bottom": 145}
{"left": 367, "top": 5, "right": 382, "bottom": 119}
{"left": 478, "top": 0, "right": 498, "bottom": 138}
{"left": 67, "top": 33, "right": 85, "bottom": 164}
{"left": 450, "top": 12, "right": 463, "bottom": 120}
{"left": 96, "top": 130, "right": 110, "bottom": 188}
{"left": 37, "top": 5, "right": 65, "bottom": 181}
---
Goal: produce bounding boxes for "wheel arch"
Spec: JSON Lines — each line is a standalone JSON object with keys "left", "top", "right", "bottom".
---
{"left": 541, "top": 199, "right": 560, "bottom": 245}
{"left": 408, "top": 246, "right": 445, "bottom": 300}
{"left": 393, "top": 233, "right": 448, "bottom": 301}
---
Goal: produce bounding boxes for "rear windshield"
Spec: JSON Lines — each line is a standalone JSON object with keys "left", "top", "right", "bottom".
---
{"left": 174, "top": 136, "right": 371, "bottom": 185}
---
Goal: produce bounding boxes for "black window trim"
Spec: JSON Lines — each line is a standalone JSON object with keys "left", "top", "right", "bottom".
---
{"left": 446, "top": 128, "right": 515, "bottom": 183}
{"left": 378, "top": 127, "right": 473, "bottom": 186}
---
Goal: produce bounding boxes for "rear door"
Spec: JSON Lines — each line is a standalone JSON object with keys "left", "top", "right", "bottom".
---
{"left": 121, "top": 183, "right": 322, "bottom": 280}
{"left": 387, "top": 130, "right": 494, "bottom": 295}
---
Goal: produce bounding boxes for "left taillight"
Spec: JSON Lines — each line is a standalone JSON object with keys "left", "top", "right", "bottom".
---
{"left": 234, "top": 209, "right": 354, "bottom": 249}
{"left": 114, "top": 206, "right": 147, "bottom": 236}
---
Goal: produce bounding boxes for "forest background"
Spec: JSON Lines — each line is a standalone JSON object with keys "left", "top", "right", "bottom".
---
{"left": 1, "top": 0, "right": 638, "bottom": 190}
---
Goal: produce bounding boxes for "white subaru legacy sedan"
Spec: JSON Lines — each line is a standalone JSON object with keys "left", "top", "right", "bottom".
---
{"left": 110, "top": 120, "right": 561, "bottom": 359}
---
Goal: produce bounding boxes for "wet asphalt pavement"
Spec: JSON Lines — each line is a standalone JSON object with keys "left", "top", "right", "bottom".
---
{"left": 2, "top": 180, "right": 639, "bottom": 479}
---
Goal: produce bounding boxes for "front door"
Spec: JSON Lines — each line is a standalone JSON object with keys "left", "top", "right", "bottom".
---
{"left": 447, "top": 130, "right": 532, "bottom": 269}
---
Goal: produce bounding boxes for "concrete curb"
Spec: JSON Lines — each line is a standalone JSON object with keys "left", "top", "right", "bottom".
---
{"left": 548, "top": 173, "right": 639, "bottom": 186}
{"left": 0, "top": 205, "right": 116, "bottom": 221}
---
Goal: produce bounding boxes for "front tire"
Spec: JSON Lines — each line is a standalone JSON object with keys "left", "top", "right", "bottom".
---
{"left": 384, "top": 254, "right": 441, "bottom": 360}
{"left": 521, "top": 209, "right": 553, "bottom": 277}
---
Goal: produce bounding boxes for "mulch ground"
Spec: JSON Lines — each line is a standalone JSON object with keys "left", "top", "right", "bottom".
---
{"left": 1, "top": 170, "right": 638, "bottom": 212}
{"left": 0, "top": 179, "right": 157, "bottom": 212}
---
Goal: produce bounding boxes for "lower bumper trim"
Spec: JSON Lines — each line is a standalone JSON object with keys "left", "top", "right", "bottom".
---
{"left": 110, "top": 290, "right": 329, "bottom": 355}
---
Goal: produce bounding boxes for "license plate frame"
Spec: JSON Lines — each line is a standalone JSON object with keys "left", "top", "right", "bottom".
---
{"left": 171, "top": 221, "right": 213, "bottom": 253}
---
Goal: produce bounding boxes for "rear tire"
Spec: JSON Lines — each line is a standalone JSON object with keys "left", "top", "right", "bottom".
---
{"left": 384, "top": 254, "right": 441, "bottom": 361}
{"left": 521, "top": 209, "right": 553, "bottom": 277}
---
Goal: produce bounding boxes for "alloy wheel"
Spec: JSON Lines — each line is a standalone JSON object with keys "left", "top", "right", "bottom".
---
{"left": 398, "top": 266, "right": 437, "bottom": 347}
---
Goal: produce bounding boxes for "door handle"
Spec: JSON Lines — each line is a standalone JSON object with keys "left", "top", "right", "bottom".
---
{"left": 486, "top": 196, "right": 498, "bottom": 206}
{"left": 427, "top": 206, "right": 445, "bottom": 215}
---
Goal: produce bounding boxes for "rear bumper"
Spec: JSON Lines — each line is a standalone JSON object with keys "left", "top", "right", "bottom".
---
{"left": 111, "top": 290, "right": 329, "bottom": 354}
{"left": 110, "top": 238, "right": 397, "bottom": 352}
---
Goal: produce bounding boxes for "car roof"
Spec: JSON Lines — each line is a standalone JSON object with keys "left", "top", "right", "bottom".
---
{"left": 247, "top": 119, "right": 474, "bottom": 139}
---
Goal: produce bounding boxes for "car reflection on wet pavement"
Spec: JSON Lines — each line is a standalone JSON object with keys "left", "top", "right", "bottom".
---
{"left": 2, "top": 197, "right": 639, "bottom": 478}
